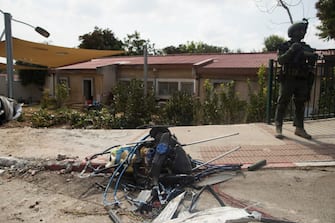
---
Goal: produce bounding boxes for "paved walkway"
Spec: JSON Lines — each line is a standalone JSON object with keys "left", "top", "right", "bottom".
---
{"left": 179, "top": 118, "right": 335, "bottom": 168}
{"left": 1, "top": 118, "right": 334, "bottom": 169}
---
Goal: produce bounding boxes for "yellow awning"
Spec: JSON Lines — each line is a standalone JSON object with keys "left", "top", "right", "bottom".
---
{"left": 0, "top": 37, "right": 124, "bottom": 68}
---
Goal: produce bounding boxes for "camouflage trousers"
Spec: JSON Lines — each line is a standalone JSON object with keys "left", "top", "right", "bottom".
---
{"left": 274, "top": 77, "right": 309, "bottom": 128}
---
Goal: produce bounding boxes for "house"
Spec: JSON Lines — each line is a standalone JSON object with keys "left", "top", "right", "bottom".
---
{"left": 0, "top": 37, "right": 123, "bottom": 103}
{"left": 50, "top": 52, "right": 278, "bottom": 105}
{"left": 0, "top": 73, "right": 43, "bottom": 103}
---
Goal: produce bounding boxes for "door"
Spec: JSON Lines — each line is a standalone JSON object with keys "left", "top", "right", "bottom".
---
{"left": 83, "top": 79, "right": 93, "bottom": 102}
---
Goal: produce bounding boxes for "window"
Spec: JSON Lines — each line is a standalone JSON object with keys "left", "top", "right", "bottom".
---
{"left": 158, "top": 81, "right": 178, "bottom": 96}
{"left": 157, "top": 79, "right": 195, "bottom": 98}
{"left": 58, "top": 77, "right": 69, "bottom": 86}
{"left": 180, "top": 82, "right": 194, "bottom": 94}
{"left": 118, "top": 79, "right": 154, "bottom": 90}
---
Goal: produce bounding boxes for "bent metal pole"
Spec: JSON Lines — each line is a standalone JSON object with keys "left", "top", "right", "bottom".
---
{"left": 192, "top": 145, "right": 241, "bottom": 171}
{"left": 181, "top": 132, "right": 239, "bottom": 147}
{"left": 104, "top": 132, "right": 240, "bottom": 151}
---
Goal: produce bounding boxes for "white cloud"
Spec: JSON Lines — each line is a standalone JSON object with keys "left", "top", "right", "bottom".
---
{"left": 0, "top": 0, "right": 334, "bottom": 52}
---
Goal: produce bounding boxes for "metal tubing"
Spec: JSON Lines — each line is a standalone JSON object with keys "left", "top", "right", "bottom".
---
{"left": 192, "top": 146, "right": 241, "bottom": 171}
{"left": 181, "top": 132, "right": 239, "bottom": 147}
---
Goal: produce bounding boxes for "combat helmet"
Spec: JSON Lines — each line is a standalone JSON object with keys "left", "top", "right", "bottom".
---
{"left": 288, "top": 18, "right": 308, "bottom": 39}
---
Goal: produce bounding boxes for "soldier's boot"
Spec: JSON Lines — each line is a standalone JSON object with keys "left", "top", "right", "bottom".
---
{"left": 295, "top": 128, "right": 312, "bottom": 140}
{"left": 275, "top": 125, "right": 284, "bottom": 139}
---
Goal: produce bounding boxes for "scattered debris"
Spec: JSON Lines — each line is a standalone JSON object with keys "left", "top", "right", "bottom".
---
{"left": 78, "top": 126, "right": 249, "bottom": 222}
{"left": 0, "top": 156, "right": 71, "bottom": 177}
{"left": 0, "top": 156, "right": 29, "bottom": 169}
{"left": 0, "top": 125, "right": 302, "bottom": 222}
{"left": 0, "top": 95, "right": 23, "bottom": 125}
{"left": 164, "top": 206, "right": 250, "bottom": 223}
{"left": 152, "top": 191, "right": 186, "bottom": 223}
{"left": 248, "top": 160, "right": 267, "bottom": 171}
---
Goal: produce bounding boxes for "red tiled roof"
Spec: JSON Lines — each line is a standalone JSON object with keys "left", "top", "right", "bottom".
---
{"left": 57, "top": 53, "right": 277, "bottom": 70}
{"left": 203, "top": 53, "right": 276, "bottom": 68}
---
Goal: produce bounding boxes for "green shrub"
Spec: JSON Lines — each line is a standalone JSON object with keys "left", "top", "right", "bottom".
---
{"left": 110, "top": 79, "right": 157, "bottom": 128}
{"left": 31, "top": 109, "right": 55, "bottom": 128}
{"left": 162, "top": 91, "right": 195, "bottom": 126}
{"left": 202, "top": 79, "right": 220, "bottom": 124}
{"left": 246, "top": 65, "right": 267, "bottom": 123}
{"left": 219, "top": 81, "right": 247, "bottom": 124}
{"left": 40, "top": 89, "right": 57, "bottom": 109}
{"left": 56, "top": 83, "right": 68, "bottom": 108}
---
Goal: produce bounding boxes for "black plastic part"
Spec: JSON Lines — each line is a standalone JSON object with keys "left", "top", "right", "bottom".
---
{"left": 248, "top": 159, "right": 267, "bottom": 171}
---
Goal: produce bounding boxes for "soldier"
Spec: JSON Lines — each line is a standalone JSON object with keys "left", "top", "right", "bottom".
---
{"left": 275, "top": 19, "right": 318, "bottom": 139}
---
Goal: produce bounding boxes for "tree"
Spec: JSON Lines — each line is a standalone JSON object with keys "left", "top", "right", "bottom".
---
{"left": 162, "top": 41, "right": 230, "bottom": 54}
{"left": 162, "top": 45, "right": 183, "bottom": 54}
{"left": 123, "top": 31, "right": 157, "bottom": 55}
{"left": 78, "top": 26, "right": 123, "bottom": 50}
{"left": 263, "top": 35, "right": 286, "bottom": 52}
{"left": 315, "top": 0, "right": 335, "bottom": 41}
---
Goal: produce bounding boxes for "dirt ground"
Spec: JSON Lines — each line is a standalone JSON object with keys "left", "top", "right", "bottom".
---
{"left": 1, "top": 163, "right": 334, "bottom": 223}
{"left": 220, "top": 167, "right": 335, "bottom": 223}
{"left": 0, "top": 117, "right": 334, "bottom": 222}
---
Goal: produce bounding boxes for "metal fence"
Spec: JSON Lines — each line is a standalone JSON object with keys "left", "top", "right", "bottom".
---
{"left": 266, "top": 56, "right": 335, "bottom": 124}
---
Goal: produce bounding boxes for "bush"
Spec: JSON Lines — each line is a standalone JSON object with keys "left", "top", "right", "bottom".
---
{"left": 246, "top": 65, "right": 267, "bottom": 123}
{"left": 31, "top": 109, "right": 56, "bottom": 128}
{"left": 40, "top": 84, "right": 67, "bottom": 110}
{"left": 40, "top": 89, "right": 57, "bottom": 109}
{"left": 110, "top": 79, "right": 157, "bottom": 128}
{"left": 162, "top": 91, "right": 195, "bottom": 126}
{"left": 56, "top": 83, "right": 68, "bottom": 108}
{"left": 219, "top": 81, "right": 247, "bottom": 124}
{"left": 202, "top": 79, "right": 220, "bottom": 124}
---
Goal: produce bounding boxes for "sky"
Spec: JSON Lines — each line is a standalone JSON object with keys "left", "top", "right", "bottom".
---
{"left": 0, "top": 0, "right": 334, "bottom": 53}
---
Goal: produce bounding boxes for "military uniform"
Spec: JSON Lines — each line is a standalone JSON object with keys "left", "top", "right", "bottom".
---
{"left": 274, "top": 20, "right": 318, "bottom": 139}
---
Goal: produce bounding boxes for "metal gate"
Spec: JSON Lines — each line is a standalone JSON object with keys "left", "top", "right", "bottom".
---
{"left": 266, "top": 53, "right": 335, "bottom": 124}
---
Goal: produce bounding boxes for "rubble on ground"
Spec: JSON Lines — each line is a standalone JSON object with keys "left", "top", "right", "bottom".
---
{"left": 1, "top": 126, "right": 296, "bottom": 223}
{"left": 0, "top": 95, "right": 23, "bottom": 125}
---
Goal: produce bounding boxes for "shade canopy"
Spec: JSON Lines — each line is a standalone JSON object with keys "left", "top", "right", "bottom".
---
{"left": 0, "top": 62, "right": 48, "bottom": 70}
{"left": 0, "top": 37, "right": 124, "bottom": 68}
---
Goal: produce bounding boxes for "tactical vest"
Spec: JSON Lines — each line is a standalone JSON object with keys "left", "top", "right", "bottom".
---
{"left": 278, "top": 41, "right": 317, "bottom": 78}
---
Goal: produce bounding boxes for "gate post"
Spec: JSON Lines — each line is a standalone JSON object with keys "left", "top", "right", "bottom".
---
{"left": 266, "top": 59, "right": 274, "bottom": 124}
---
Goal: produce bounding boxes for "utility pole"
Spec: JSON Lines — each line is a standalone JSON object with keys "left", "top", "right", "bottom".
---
{"left": 143, "top": 44, "right": 148, "bottom": 97}
{"left": 4, "top": 12, "right": 14, "bottom": 98}
{"left": 1, "top": 9, "right": 50, "bottom": 99}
